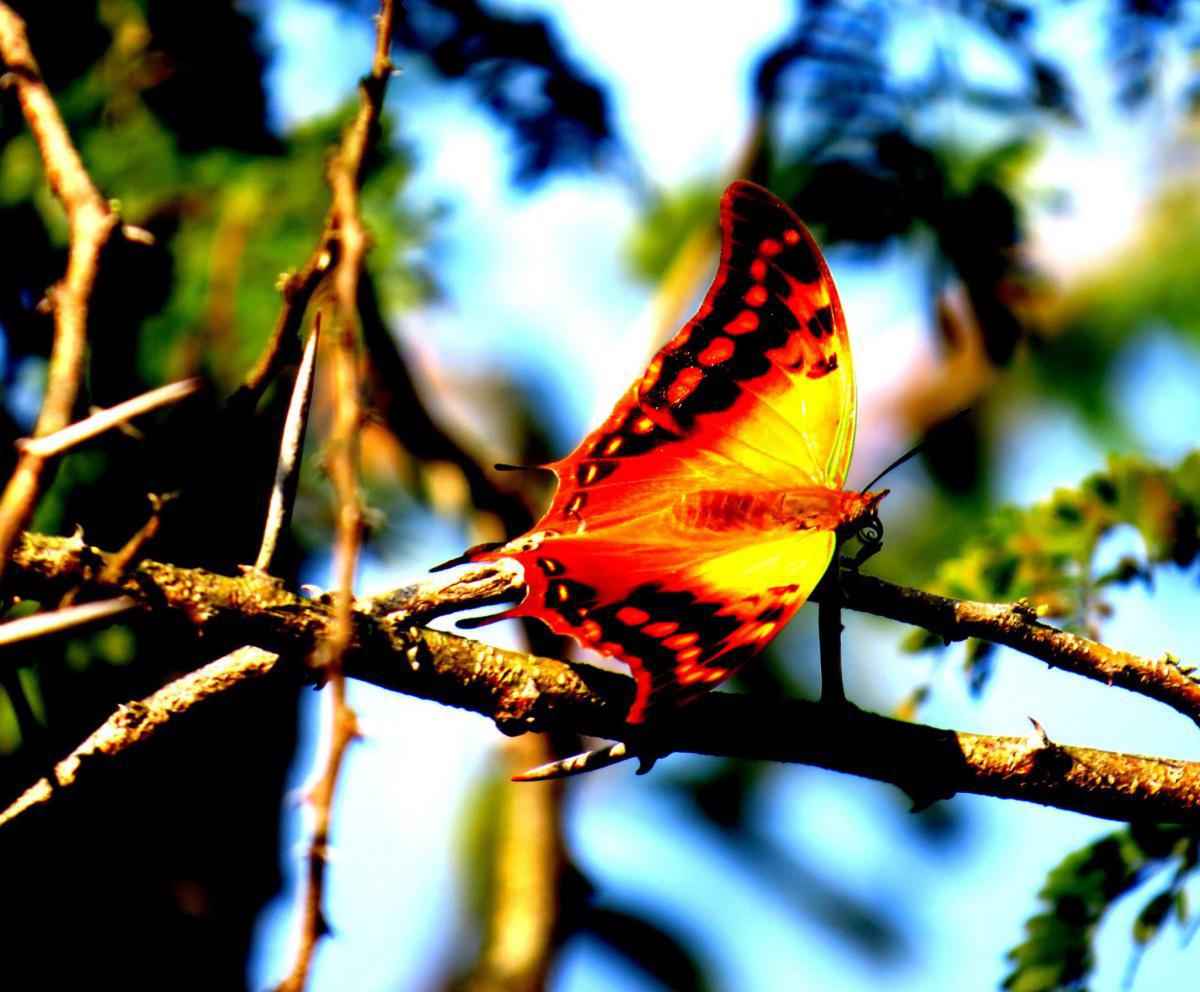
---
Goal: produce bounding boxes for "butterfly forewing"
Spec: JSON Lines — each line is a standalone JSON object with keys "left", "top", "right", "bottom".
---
{"left": 470, "top": 182, "right": 859, "bottom": 722}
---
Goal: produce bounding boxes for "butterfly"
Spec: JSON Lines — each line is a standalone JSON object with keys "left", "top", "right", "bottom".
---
{"left": 464, "top": 181, "right": 883, "bottom": 730}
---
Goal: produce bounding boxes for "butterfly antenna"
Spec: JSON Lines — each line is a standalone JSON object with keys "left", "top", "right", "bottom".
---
{"left": 512, "top": 742, "right": 633, "bottom": 782}
{"left": 862, "top": 445, "right": 922, "bottom": 492}
{"left": 862, "top": 408, "right": 972, "bottom": 492}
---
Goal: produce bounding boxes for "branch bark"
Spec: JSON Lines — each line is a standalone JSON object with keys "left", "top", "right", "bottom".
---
{"left": 837, "top": 572, "right": 1200, "bottom": 728}
{"left": 0, "top": 646, "right": 280, "bottom": 828}
{"left": 370, "top": 559, "right": 1200, "bottom": 730}
{"left": 4, "top": 532, "right": 1200, "bottom": 828}
{"left": 273, "top": 1, "right": 395, "bottom": 988}
{"left": 0, "top": 4, "right": 119, "bottom": 574}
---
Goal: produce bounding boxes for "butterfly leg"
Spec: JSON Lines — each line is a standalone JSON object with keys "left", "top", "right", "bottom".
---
{"left": 816, "top": 554, "right": 847, "bottom": 706}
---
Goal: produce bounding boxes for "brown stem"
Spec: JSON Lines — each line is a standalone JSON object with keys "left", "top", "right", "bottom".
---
{"left": 837, "top": 572, "right": 1200, "bottom": 728}
{"left": 370, "top": 559, "right": 1200, "bottom": 730}
{"left": 273, "top": 3, "right": 395, "bottom": 989}
{"left": 0, "top": 646, "right": 280, "bottom": 828}
{"left": 4, "top": 532, "right": 1200, "bottom": 827}
{"left": 0, "top": 4, "right": 119, "bottom": 575}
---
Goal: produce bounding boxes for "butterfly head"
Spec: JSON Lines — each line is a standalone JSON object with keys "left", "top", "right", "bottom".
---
{"left": 836, "top": 488, "right": 889, "bottom": 554}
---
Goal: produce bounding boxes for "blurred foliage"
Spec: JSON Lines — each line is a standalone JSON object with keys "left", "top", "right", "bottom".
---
{"left": 1031, "top": 184, "right": 1200, "bottom": 432}
{"left": 0, "top": 1, "right": 422, "bottom": 986}
{"left": 932, "top": 452, "right": 1198, "bottom": 612}
{"left": 393, "top": 0, "right": 623, "bottom": 184}
{"left": 1004, "top": 822, "right": 1199, "bottom": 992}
{"left": 904, "top": 452, "right": 1200, "bottom": 689}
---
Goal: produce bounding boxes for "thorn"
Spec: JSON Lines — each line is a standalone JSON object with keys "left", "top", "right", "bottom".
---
{"left": 1027, "top": 717, "right": 1051, "bottom": 748}
{"left": 454, "top": 612, "right": 509, "bottom": 630}
{"left": 121, "top": 224, "right": 155, "bottom": 245}
{"left": 512, "top": 742, "right": 632, "bottom": 782}
{"left": 300, "top": 584, "right": 328, "bottom": 601}
{"left": 405, "top": 642, "right": 421, "bottom": 671}
{"left": 255, "top": 319, "right": 320, "bottom": 572}
{"left": 635, "top": 750, "right": 659, "bottom": 775}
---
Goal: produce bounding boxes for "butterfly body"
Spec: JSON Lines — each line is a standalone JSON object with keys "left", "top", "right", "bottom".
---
{"left": 468, "top": 182, "right": 880, "bottom": 724}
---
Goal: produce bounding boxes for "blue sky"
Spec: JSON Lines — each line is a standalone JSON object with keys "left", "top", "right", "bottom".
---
{"left": 250, "top": 2, "right": 1200, "bottom": 989}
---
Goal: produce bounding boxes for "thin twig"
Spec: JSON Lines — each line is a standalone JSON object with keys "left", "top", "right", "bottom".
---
{"left": 837, "top": 572, "right": 1200, "bottom": 728}
{"left": 0, "top": 646, "right": 279, "bottom": 828}
{"left": 0, "top": 4, "right": 118, "bottom": 576}
{"left": 233, "top": 245, "right": 334, "bottom": 409}
{"left": 274, "top": 3, "right": 395, "bottom": 989}
{"left": 59, "top": 493, "right": 173, "bottom": 607}
{"left": 256, "top": 323, "right": 320, "bottom": 572}
{"left": 6, "top": 532, "right": 1200, "bottom": 826}
{"left": 16, "top": 378, "right": 202, "bottom": 459}
{"left": 0, "top": 596, "right": 135, "bottom": 652}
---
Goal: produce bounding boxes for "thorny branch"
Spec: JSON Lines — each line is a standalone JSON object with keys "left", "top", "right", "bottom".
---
{"left": 0, "top": 646, "right": 280, "bottom": 829}
{"left": 0, "top": 4, "right": 119, "bottom": 576}
{"left": 372, "top": 558, "right": 1200, "bottom": 731}
{"left": 4, "top": 532, "right": 1200, "bottom": 828}
{"left": 835, "top": 572, "right": 1200, "bottom": 728}
{"left": 273, "top": 2, "right": 396, "bottom": 990}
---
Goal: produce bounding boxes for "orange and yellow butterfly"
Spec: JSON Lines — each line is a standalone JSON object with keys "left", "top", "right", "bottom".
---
{"left": 466, "top": 181, "right": 883, "bottom": 727}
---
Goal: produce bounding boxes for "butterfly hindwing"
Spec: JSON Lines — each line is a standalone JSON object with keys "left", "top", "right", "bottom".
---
{"left": 470, "top": 182, "right": 861, "bottom": 722}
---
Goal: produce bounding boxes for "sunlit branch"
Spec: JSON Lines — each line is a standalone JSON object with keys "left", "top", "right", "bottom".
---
{"left": 0, "top": 4, "right": 119, "bottom": 576}
{"left": 369, "top": 558, "right": 1200, "bottom": 731}
{"left": 273, "top": 1, "right": 395, "bottom": 989}
{"left": 0, "top": 596, "right": 135, "bottom": 653}
{"left": 16, "top": 378, "right": 202, "bottom": 459}
{"left": 5, "top": 532, "right": 1200, "bottom": 828}
{"left": 460, "top": 735, "right": 565, "bottom": 990}
{"left": 836, "top": 572, "right": 1200, "bottom": 728}
{"left": 0, "top": 646, "right": 280, "bottom": 829}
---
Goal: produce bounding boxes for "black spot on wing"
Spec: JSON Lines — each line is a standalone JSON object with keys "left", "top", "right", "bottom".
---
{"left": 581, "top": 582, "right": 749, "bottom": 705}
{"left": 544, "top": 577, "right": 598, "bottom": 624}
{"left": 806, "top": 353, "right": 839, "bottom": 379}
{"left": 724, "top": 185, "right": 823, "bottom": 284}
{"left": 807, "top": 305, "right": 834, "bottom": 338}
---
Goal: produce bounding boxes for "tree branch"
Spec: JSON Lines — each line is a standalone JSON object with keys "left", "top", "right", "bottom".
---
{"left": 4, "top": 532, "right": 1200, "bottom": 827}
{"left": 0, "top": 3, "right": 119, "bottom": 575}
{"left": 368, "top": 559, "right": 1200, "bottom": 730}
{"left": 274, "top": 2, "right": 395, "bottom": 988}
{"left": 837, "top": 572, "right": 1200, "bottom": 728}
{"left": 0, "top": 646, "right": 280, "bottom": 828}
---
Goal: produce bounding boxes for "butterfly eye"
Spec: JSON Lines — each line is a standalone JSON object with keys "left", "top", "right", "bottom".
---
{"left": 856, "top": 512, "right": 883, "bottom": 547}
